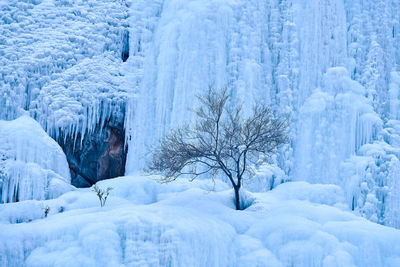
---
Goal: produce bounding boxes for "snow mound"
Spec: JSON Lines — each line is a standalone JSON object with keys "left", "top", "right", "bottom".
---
{"left": 0, "top": 116, "right": 72, "bottom": 203}
{"left": 1, "top": 175, "right": 399, "bottom": 266}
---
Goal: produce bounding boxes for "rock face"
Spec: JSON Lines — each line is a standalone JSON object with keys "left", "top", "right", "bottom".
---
{"left": 59, "top": 122, "right": 127, "bottom": 188}
{"left": 98, "top": 127, "right": 127, "bottom": 180}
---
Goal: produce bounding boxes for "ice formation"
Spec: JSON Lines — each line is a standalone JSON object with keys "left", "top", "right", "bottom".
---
{"left": 0, "top": 116, "right": 72, "bottom": 203}
{"left": 0, "top": 0, "right": 129, "bottom": 140}
{"left": 295, "top": 67, "right": 382, "bottom": 184}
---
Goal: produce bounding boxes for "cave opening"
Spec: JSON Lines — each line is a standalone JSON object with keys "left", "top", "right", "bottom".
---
{"left": 58, "top": 120, "right": 127, "bottom": 188}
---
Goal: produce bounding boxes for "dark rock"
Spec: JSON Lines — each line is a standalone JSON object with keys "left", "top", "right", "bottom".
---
{"left": 58, "top": 121, "right": 127, "bottom": 187}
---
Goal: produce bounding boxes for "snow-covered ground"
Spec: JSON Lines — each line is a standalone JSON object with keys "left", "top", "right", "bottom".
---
{"left": 1, "top": 176, "right": 400, "bottom": 267}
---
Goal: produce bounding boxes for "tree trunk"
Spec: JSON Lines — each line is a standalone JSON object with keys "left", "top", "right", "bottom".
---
{"left": 234, "top": 186, "right": 240, "bottom": 210}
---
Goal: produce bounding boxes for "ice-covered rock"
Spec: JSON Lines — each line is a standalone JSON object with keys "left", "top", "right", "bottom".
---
{"left": 0, "top": 0, "right": 130, "bottom": 186}
{"left": 0, "top": 116, "right": 72, "bottom": 203}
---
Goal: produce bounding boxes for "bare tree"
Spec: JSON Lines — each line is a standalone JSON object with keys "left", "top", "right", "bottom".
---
{"left": 148, "top": 88, "right": 289, "bottom": 210}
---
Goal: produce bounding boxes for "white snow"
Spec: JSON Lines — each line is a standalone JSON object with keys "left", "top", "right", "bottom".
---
{"left": 1, "top": 175, "right": 400, "bottom": 266}
{"left": 0, "top": 116, "right": 72, "bottom": 203}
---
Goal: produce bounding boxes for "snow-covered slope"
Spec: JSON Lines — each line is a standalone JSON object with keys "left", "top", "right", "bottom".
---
{"left": 1, "top": 176, "right": 400, "bottom": 267}
{"left": 0, "top": 116, "right": 72, "bottom": 203}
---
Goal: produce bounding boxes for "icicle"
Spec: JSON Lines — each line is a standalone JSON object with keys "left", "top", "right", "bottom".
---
{"left": 100, "top": 99, "right": 106, "bottom": 130}
{"left": 72, "top": 123, "right": 78, "bottom": 152}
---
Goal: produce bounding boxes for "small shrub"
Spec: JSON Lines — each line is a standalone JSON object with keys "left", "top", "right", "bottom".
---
{"left": 44, "top": 206, "right": 50, "bottom": 218}
{"left": 93, "top": 185, "right": 113, "bottom": 207}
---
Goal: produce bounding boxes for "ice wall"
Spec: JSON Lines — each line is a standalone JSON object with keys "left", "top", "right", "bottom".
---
{"left": 124, "top": 0, "right": 400, "bottom": 226}
{"left": 0, "top": 116, "right": 72, "bottom": 203}
{"left": 295, "top": 67, "right": 382, "bottom": 184}
{"left": 125, "top": 0, "right": 280, "bottom": 172}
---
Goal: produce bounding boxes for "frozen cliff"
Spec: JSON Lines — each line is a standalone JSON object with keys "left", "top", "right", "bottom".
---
{"left": 0, "top": 0, "right": 129, "bottom": 187}
{"left": 0, "top": 0, "right": 400, "bottom": 226}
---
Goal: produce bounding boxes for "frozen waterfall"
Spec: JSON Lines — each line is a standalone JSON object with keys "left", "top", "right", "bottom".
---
{"left": 0, "top": 0, "right": 399, "bottom": 227}
{"left": 124, "top": 0, "right": 400, "bottom": 226}
{"left": 1, "top": 0, "right": 400, "bottom": 266}
{"left": 124, "top": 0, "right": 275, "bottom": 172}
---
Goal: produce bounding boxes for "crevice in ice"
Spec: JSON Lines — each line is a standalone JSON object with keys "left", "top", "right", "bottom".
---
{"left": 121, "top": 30, "right": 129, "bottom": 62}
{"left": 12, "top": 185, "right": 19, "bottom": 203}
